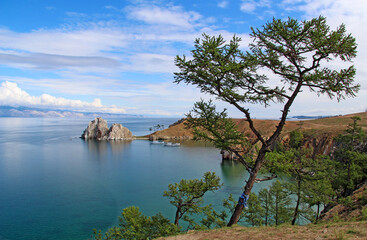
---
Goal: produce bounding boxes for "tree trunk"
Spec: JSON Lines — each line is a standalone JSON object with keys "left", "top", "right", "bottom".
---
{"left": 174, "top": 206, "right": 181, "bottom": 226}
{"left": 226, "top": 79, "right": 303, "bottom": 227}
{"left": 275, "top": 195, "right": 279, "bottom": 226}
{"left": 227, "top": 148, "right": 267, "bottom": 226}
{"left": 291, "top": 177, "right": 301, "bottom": 225}
{"left": 315, "top": 203, "right": 320, "bottom": 224}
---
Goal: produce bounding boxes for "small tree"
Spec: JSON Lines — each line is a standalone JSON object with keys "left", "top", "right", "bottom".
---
{"left": 163, "top": 172, "right": 222, "bottom": 227}
{"left": 269, "top": 180, "right": 292, "bottom": 225}
{"left": 302, "top": 171, "right": 335, "bottom": 223}
{"left": 200, "top": 205, "right": 227, "bottom": 229}
{"left": 332, "top": 117, "right": 367, "bottom": 197}
{"left": 93, "top": 206, "right": 178, "bottom": 240}
{"left": 174, "top": 16, "right": 358, "bottom": 226}
{"left": 258, "top": 188, "right": 272, "bottom": 226}
{"left": 243, "top": 193, "right": 264, "bottom": 226}
{"left": 266, "top": 130, "right": 336, "bottom": 225}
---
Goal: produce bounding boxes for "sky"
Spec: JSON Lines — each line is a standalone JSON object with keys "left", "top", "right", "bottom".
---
{"left": 0, "top": 0, "right": 366, "bottom": 118}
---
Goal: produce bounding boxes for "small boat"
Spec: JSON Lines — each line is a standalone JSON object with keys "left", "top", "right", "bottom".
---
{"left": 164, "top": 142, "right": 180, "bottom": 147}
{"left": 151, "top": 141, "right": 165, "bottom": 144}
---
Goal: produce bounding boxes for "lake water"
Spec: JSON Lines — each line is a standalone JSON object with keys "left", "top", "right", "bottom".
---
{"left": 0, "top": 117, "right": 273, "bottom": 240}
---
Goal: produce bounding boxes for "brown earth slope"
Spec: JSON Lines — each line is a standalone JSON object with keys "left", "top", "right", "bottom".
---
{"left": 149, "top": 112, "right": 367, "bottom": 142}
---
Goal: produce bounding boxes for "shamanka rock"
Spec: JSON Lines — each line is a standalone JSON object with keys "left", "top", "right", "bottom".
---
{"left": 107, "top": 123, "right": 133, "bottom": 140}
{"left": 81, "top": 117, "right": 133, "bottom": 140}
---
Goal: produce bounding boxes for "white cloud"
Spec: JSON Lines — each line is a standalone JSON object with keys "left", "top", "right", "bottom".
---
{"left": 126, "top": 5, "right": 202, "bottom": 29}
{"left": 0, "top": 81, "right": 127, "bottom": 113}
{"left": 0, "top": 52, "right": 121, "bottom": 70}
{"left": 218, "top": 1, "right": 229, "bottom": 8}
{"left": 0, "top": 27, "right": 129, "bottom": 56}
{"left": 240, "top": 0, "right": 271, "bottom": 13}
{"left": 124, "top": 53, "right": 177, "bottom": 73}
{"left": 240, "top": 1, "right": 257, "bottom": 13}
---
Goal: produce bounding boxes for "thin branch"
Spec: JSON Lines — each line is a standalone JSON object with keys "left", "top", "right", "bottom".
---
{"left": 225, "top": 96, "right": 266, "bottom": 145}
{"left": 227, "top": 147, "right": 253, "bottom": 173}
{"left": 268, "top": 80, "right": 303, "bottom": 144}
{"left": 255, "top": 173, "right": 277, "bottom": 183}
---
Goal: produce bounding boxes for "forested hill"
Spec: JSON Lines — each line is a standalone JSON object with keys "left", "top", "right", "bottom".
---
{"left": 149, "top": 112, "right": 367, "bottom": 141}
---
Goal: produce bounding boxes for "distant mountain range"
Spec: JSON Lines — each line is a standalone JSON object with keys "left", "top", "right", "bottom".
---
{"left": 0, "top": 106, "right": 143, "bottom": 118}
{"left": 290, "top": 115, "right": 336, "bottom": 119}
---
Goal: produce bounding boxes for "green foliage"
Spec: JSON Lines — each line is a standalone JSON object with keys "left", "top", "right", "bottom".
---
{"left": 174, "top": 16, "right": 358, "bottom": 226}
{"left": 175, "top": 16, "right": 358, "bottom": 113}
{"left": 332, "top": 117, "right": 367, "bottom": 197}
{"left": 338, "top": 196, "right": 355, "bottom": 209}
{"left": 269, "top": 180, "right": 292, "bottom": 225}
{"left": 222, "top": 193, "right": 246, "bottom": 222}
{"left": 200, "top": 205, "right": 227, "bottom": 229}
{"left": 175, "top": 17, "right": 358, "bottom": 106}
{"left": 186, "top": 100, "right": 247, "bottom": 151}
{"left": 266, "top": 128, "right": 337, "bottom": 224}
{"left": 93, "top": 206, "right": 178, "bottom": 240}
{"left": 243, "top": 193, "right": 264, "bottom": 226}
{"left": 163, "top": 172, "right": 222, "bottom": 227}
{"left": 358, "top": 189, "right": 367, "bottom": 205}
{"left": 258, "top": 188, "right": 272, "bottom": 226}
{"left": 221, "top": 193, "right": 264, "bottom": 226}
{"left": 289, "top": 130, "right": 304, "bottom": 149}
{"left": 361, "top": 206, "right": 367, "bottom": 220}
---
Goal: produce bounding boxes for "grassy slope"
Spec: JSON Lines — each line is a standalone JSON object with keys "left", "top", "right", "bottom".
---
{"left": 157, "top": 221, "right": 367, "bottom": 240}
{"left": 154, "top": 112, "right": 367, "bottom": 239}
{"left": 150, "top": 112, "right": 367, "bottom": 140}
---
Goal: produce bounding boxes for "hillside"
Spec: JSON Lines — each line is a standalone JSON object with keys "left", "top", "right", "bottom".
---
{"left": 321, "top": 182, "right": 367, "bottom": 222}
{"left": 153, "top": 112, "right": 367, "bottom": 240}
{"left": 157, "top": 184, "right": 367, "bottom": 240}
{"left": 157, "top": 221, "right": 367, "bottom": 240}
{"left": 149, "top": 112, "right": 367, "bottom": 141}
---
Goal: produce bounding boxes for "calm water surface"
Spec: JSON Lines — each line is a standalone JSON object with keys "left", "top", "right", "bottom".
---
{"left": 0, "top": 117, "right": 272, "bottom": 240}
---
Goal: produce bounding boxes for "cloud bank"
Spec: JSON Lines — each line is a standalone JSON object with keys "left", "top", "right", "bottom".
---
{"left": 0, "top": 81, "right": 127, "bottom": 113}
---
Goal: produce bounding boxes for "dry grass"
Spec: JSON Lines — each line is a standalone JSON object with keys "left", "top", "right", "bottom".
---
{"left": 149, "top": 111, "right": 367, "bottom": 140}
{"left": 157, "top": 221, "right": 367, "bottom": 240}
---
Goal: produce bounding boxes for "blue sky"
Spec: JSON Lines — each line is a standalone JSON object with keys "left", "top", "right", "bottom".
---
{"left": 0, "top": 0, "right": 366, "bottom": 117}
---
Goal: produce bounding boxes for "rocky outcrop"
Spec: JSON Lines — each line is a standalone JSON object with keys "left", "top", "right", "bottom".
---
{"left": 107, "top": 123, "right": 133, "bottom": 140}
{"left": 81, "top": 117, "right": 133, "bottom": 140}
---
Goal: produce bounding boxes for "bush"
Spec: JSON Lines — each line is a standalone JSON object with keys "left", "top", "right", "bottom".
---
{"left": 93, "top": 206, "right": 178, "bottom": 240}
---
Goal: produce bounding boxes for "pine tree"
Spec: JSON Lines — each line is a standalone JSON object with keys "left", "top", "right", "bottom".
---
{"left": 332, "top": 117, "right": 367, "bottom": 197}
{"left": 269, "top": 180, "right": 292, "bottom": 225}
{"left": 243, "top": 193, "right": 264, "bottom": 226}
{"left": 163, "top": 172, "right": 222, "bottom": 227}
{"left": 174, "top": 16, "right": 358, "bottom": 226}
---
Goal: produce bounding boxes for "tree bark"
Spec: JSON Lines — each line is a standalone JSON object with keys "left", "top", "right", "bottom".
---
{"left": 227, "top": 82, "right": 303, "bottom": 227}
{"left": 291, "top": 177, "right": 301, "bottom": 225}
{"left": 227, "top": 147, "right": 267, "bottom": 226}
{"left": 174, "top": 206, "right": 181, "bottom": 226}
{"left": 315, "top": 203, "right": 320, "bottom": 224}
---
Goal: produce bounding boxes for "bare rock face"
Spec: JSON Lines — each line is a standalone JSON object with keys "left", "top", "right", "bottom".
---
{"left": 107, "top": 123, "right": 133, "bottom": 140}
{"left": 81, "top": 117, "right": 109, "bottom": 140}
{"left": 81, "top": 117, "right": 133, "bottom": 140}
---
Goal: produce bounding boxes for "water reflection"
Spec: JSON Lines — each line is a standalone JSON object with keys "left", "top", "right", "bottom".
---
{"left": 84, "top": 140, "right": 132, "bottom": 159}
{"left": 110, "top": 140, "right": 132, "bottom": 155}
{"left": 220, "top": 160, "right": 247, "bottom": 186}
{"left": 179, "top": 140, "right": 215, "bottom": 147}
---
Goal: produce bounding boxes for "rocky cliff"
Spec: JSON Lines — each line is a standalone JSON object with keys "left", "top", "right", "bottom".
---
{"left": 81, "top": 117, "right": 133, "bottom": 140}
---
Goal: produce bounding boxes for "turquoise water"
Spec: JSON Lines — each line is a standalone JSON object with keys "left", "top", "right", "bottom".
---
{"left": 0, "top": 117, "right": 272, "bottom": 240}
